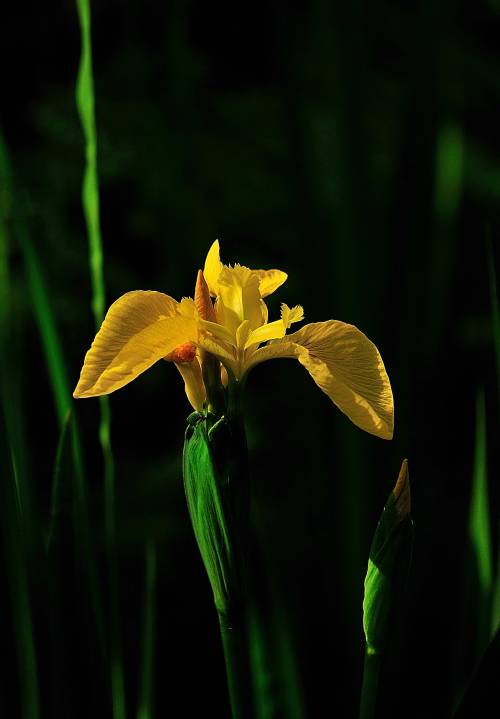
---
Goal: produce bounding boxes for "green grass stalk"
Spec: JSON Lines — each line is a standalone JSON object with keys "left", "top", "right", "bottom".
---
{"left": 75, "top": 2, "right": 123, "bottom": 716}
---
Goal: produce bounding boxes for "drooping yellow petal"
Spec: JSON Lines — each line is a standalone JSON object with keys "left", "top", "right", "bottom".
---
{"left": 203, "top": 240, "right": 223, "bottom": 296}
{"left": 291, "top": 321, "right": 393, "bottom": 439}
{"left": 73, "top": 291, "right": 197, "bottom": 398}
{"left": 255, "top": 269, "right": 288, "bottom": 298}
{"left": 244, "top": 321, "right": 394, "bottom": 439}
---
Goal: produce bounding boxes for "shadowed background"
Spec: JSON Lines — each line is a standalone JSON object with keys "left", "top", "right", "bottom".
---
{"left": 1, "top": 1, "right": 499, "bottom": 717}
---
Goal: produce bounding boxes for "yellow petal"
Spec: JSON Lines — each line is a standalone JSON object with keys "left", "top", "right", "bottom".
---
{"left": 245, "top": 321, "right": 394, "bottom": 439}
{"left": 198, "top": 318, "right": 235, "bottom": 345}
{"left": 203, "top": 240, "right": 223, "bottom": 296}
{"left": 260, "top": 299, "right": 269, "bottom": 325}
{"left": 197, "top": 334, "right": 238, "bottom": 377}
{"left": 178, "top": 297, "right": 197, "bottom": 317}
{"left": 73, "top": 291, "right": 196, "bottom": 398}
{"left": 244, "top": 340, "right": 300, "bottom": 372}
{"left": 255, "top": 269, "right": 288, "bottom": 298}
{"left": 175, "top": 358, "right": 206, "bottom": 411}
{"left": 289, "top": 321, "right": 393, "bottom": 439}
{"left": 236, "top": 320, "right": 252, "bottom": 348}
{"left": 197, "top": 334, "right": 236, "bottom": 365}
{"left": 244, "top": 319, "right": 286, "bottom": 349}
{"left": 281, "top": 303, "right": 304, "bottom": 329}
{"left": 217, "top": 265, "right": 262, "bottom": 334}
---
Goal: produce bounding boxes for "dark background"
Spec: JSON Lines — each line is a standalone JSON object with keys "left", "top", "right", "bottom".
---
{"left": 1, "top": 1, "right": 499, "bottom": 717}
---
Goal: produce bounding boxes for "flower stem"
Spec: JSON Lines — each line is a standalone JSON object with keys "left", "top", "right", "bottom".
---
{"left": 359, "top": 648, "right": 382, "bottom": 719}
{"left": 218, "top": 611, "right": 254, "bottom": 719}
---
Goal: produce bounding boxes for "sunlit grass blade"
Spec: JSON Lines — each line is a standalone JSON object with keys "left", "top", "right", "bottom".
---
{"left": 76, "top": 0, "right": 105, "bottom": 329}
{"left": 136, "top": 540, "right": 157, "bottom": 719}
{"left": 75, "top": 2, "right": 123, "bottom": 716}
{"left": 468, "top": 387, "right": 492, "bottom": 651}
{"left": 0, "top": 405, "right": 40, "bottom": 719}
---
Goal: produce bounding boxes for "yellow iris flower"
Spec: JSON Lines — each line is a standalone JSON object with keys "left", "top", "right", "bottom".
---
{"left": 73, "top": 240, "right": 394, "bottom": 439}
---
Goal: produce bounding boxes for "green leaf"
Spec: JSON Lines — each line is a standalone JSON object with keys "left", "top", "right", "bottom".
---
{"left": 362, "top": 459, "right": 413, "bottom": 656}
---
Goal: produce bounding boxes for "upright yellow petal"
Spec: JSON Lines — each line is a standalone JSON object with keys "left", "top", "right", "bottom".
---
{"left": 203, "top": 240, "right": 223, "bottom": 296}
{"left": 244, "top": 321, "right": 394, "bottom": 439}
{"left": 217, "top": 265, "right": 262, "bottom": 334}
{"left": 73, "top": 290, "right": 196, "bottom": 398}
{"left": 255, "top": 269, "right": 288, "bottom": 297}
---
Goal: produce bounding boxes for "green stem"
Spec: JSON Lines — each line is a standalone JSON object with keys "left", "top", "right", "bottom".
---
{"left": 359, "top": 648, "right": 382, "bottom": 719}
{"left": 219, "top": 612, "right": 254, "bottom": 719}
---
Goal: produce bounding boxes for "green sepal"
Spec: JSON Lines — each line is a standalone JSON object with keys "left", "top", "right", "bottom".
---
{"left": 183, "top": 413, "right": 248, "bottom": 618}
{"left": 363, "top": 460, "right": 414, "bottom": 655}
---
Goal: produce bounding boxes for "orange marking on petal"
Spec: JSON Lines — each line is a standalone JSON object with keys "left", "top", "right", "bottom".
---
{"left": 164, "top": 342, "right": 197, "bottom": 364}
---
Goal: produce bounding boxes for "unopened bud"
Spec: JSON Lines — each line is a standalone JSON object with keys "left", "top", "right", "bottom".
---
{"left": 195, "top": 270, "right": 217, "bottom": 322}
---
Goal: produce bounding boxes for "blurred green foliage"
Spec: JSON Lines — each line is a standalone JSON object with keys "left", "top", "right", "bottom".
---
{"left": 0, "top": 1, "right": 499, "bottom": 717}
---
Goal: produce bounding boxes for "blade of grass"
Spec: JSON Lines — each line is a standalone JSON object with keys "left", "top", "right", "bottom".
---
{"left": 136, "top": 540, "right": 157, "bottom": 719}
{"left": 0, "top": 406, "right": 41, "bottom": 719}
{"left": 75, "top": 2, "right": 123, "bottom": 717}
{"left": 468, "top": 387, "right": 492, "bottom": 651}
